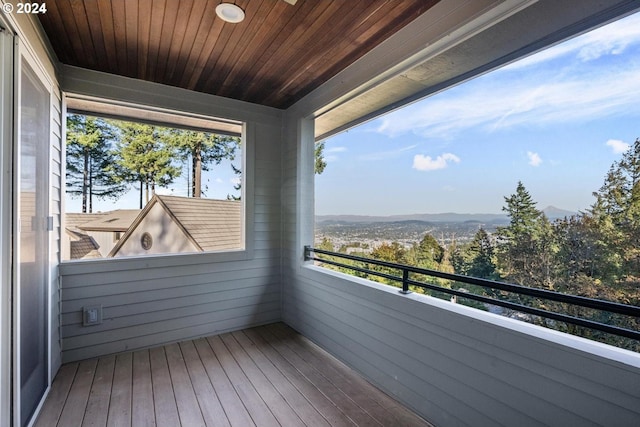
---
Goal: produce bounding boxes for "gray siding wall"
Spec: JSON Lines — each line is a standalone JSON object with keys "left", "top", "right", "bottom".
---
{"left": 60, "top": 253, "right": 281, "bottom": 362}
{"left": 50, "top": 87, "right": 63, "bottom": 375}
{"left": 59, "top": 119, "right": 282, "bottom": 363}
{"left": 280, "top": 116, "right": 640, "bottom": 427}
{"left": 59, "top": 71, "right": 283, "bottom": 362}
{"left": 283, "top": 267, "right": 640, "bottom": 427}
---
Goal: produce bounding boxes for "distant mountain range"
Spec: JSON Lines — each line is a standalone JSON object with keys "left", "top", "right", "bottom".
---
{"left": 316, "top": 206, "right": 576, "bottom": 224}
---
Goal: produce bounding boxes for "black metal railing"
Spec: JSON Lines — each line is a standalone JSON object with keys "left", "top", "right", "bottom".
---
{"left": 304, "top": 246, "right": 640, "bottom": 342}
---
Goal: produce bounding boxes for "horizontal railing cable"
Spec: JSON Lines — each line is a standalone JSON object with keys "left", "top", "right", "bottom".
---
{"left": 304, "top": 246, "right": 640, "bottom": 341}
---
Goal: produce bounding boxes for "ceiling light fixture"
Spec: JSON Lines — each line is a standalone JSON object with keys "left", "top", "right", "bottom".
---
{"left": 216, "top": 3, "right": 245, "bottom": 23}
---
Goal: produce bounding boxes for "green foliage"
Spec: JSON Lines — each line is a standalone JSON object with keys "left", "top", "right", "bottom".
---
{"left": 502, "top": 181, "right": 540, "bottom": 232}
{"left": 66, "top": 114, "right": 127, "bottom": 212}
{"left": 414, "top": 234, "right": 444, "bottom": 266}
{"left": 369, "top": 242, "right": 406, "bottom": 285}
{"left": 591, "top": 138, "right": 640, "bottom": 276}
{"left": 67, "top": 114, "right": 241, "bottom": 209}
{"left": 496, "top": 182, "right": 559, "bottom": 290}
{"left": 316, "top": 158, "right": 640, "bottom": 350}
{"left": 227, "top": 163, "right": 242, "bottom": 201}
{"left": 452, "top": 228, "right": 498, "bottom": 280}
{"left": 315, "top": 141, "right": 327, "bottom": 175}
{"left": 168, "top": 130, "right": 238, "bottom": 197}
{"left": 111, "top": 121, "right": 181, "bottom": 207}
{"left": 317, "top": 237, "right": 334, "bottom": 252}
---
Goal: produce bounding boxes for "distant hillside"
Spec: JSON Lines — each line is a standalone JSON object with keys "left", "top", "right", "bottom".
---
{"left": 541, "top": 205, "right": 576, "bottom": 219}
{"left": 316, "top": 205, "right": 576, "bottom": 224}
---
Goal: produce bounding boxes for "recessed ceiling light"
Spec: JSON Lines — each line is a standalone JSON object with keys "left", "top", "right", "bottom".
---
{"left": 216, "top": 3, "right": 245, "bottom": 23}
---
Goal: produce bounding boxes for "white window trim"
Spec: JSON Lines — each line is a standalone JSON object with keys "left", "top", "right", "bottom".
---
{"left": 60, "top": 98, "right": 255, "bottom": 272}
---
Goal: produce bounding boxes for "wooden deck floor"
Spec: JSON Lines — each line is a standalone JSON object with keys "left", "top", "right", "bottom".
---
{"left": 35, "top": 323, "right": 433, "bottom": 427}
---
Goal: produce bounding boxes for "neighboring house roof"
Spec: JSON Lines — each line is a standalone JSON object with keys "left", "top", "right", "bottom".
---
{"left": 68, "top": 232, "right": 102, "bottom": 260}
{"left": 77, "top": 210, "right": 142, "bottom": 232}
{"left": 65, "top": 210, "right": 140, "bottom": 260}
{"left": 65, "top": 212, "right": 109, "bottom": 229}
{"left": 109, "top": 195, "right": 242, "bottom": 257}
{"left": 65, "top": 213, "right": 107, "bottom": 260}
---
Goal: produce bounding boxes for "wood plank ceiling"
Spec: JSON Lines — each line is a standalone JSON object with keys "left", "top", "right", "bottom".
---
{"left": 39, "top": 0, "right": 439, "bottom": 109}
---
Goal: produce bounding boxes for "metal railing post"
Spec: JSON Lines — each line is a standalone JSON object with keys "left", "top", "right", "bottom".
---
{"left": 400, "top": 269, "right": 411, "bottom": 294}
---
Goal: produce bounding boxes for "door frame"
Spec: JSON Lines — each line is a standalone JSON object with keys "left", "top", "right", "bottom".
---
{"left": 0, "top": 15, "right": 15, "bottom": 427}
{"left": 12, "top": 36, "right": 53, "bottom": 427}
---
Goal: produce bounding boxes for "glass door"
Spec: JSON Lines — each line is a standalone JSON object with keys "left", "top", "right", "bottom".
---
{"left": 15, "top": 54, "right": 50, "bottom": 427}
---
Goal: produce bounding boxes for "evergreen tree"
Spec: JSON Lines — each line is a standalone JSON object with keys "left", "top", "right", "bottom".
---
{"left": 502, "top": 181, "right": 540, "bottom": 233}
{"left": 591, "top": 138, "right": 640, "bottom": 276}
{"left": 554, "top": 214, "right": 615, "bottom": 281}
{"left": 466, "top": 228, "right": 498, "bottom": 280}
{"left": 315, "top": 141, "right": 327, "bottom": 175}
{"left": 112, "top": 122, "right": 181, "bottom": 208}
{"left": 169, "top": 130, "right": 238, "bottom": 197}
{"left": 227, "top": 163, "right": 242, "bottom": 201}
{"left": 496, "top": 182, "right": 557, "bottom": 289}
{"left": 413, "top": 234, "right": 444, "bottom": 268}
{"left": 66, "top": 114, "right": 126, "bottom": 213}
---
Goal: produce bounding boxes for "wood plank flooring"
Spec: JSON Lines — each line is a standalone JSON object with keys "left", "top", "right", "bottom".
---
{"left": 34, "top": 323, "right": 433, "bottom": 427}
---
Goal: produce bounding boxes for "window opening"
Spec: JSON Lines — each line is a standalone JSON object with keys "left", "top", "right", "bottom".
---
{"left": 63, "top": 105, "right": 243, "bottom": 260}
{"left": 313, "top": 12, "right": 640, "bottom": 351}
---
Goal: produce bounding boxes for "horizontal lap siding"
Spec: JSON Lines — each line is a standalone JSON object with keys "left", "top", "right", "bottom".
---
{"left": 59, "top": 121, "right": 283, "bottom": 362}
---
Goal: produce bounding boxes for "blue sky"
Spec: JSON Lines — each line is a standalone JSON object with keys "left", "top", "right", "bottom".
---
{"left": 316, "top": 12, "right": 640, "bottom": 216}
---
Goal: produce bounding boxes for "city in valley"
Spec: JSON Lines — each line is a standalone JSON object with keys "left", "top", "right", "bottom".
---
{"left": 315, "top": 206, "right": 573, "bottom": 253}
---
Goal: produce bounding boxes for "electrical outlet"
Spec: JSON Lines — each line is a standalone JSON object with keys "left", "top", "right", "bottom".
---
{"left": 83, "top": 305, "right": 102, "bottom": 326}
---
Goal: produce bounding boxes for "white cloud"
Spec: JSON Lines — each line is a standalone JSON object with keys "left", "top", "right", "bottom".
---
{"left": 154, "top": 188, "right": 173, "bottom": 195}
{"left": 376, "top": 68, "right": 640, "bottom": 139}
{"left": 375, "top": 13, "right": 640, "bottom": 139}
{"left": 215, "top": 178, "right": 224, "bottom": 184}
{"left": 504, "top": 13, "right": 640, "bottom": 70}
{"left": 606, "top": 139, "right": 630, "bottom": 154}
{"left": 527, "top": 151, "right": 542, "bottom": 167}
{"left": 230, "top": 177, "right": 241, "bottom": 185}
{"left": 413, "top": 153, "right": 460, "bottom": 171}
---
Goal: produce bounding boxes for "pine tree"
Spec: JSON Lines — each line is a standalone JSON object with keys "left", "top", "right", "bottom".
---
{"left": 315, "top": 141, "right": 327, "bottom": 175}
{"left": 496, "top": 181, "right": 557, "bottom": 288}
{"left": 591, "top": 138, "right": 640, "bottom": 276}
{"left": 227, "top": 163, "right": 242, "bottom": 201}
{"left": 112, "top": 121, "right": 181, "bottom": 208}
{"left": 169, "top": 130, "right": 238, "bottom": 197}
{"left": 66, "top": 114, "right": 127, "bottom": 212}
{"left": 413, "top": 234, "right": 444, "bottom": 268}
{"left": 466, "top": 228, "right": 498, "bottom": 280}
{"left": 502, "top": 181, "right": 540, "bottom": 234}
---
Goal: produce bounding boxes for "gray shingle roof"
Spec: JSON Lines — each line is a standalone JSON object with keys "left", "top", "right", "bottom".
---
{"left": 77, "top": 210, "right": 141, "bottom": 231}
{"left": 65, "top": 211, "right": 139, "bottom": 260}
{"left": 69, "top": 233, "right": 102, "bottom": 260}
{"left": 156, "top": 195, "right": 242, "bottom": 252}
